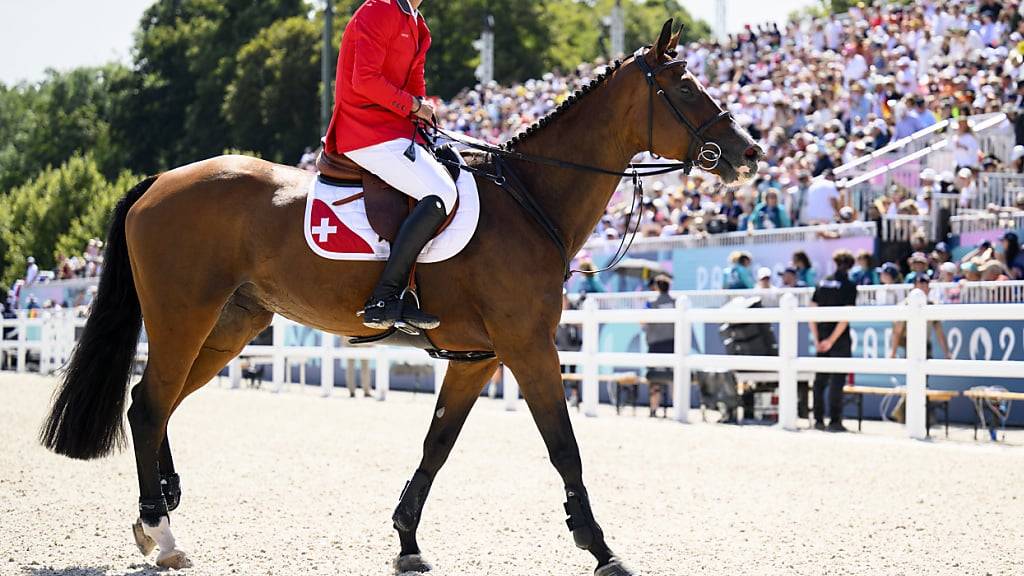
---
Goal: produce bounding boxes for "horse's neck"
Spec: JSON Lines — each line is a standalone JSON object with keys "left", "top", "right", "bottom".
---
{"left": 508, "top": 89, "right": 639, "bottom": 258}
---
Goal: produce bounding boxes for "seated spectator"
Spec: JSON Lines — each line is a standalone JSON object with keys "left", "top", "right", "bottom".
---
{"left": 779, "top": 266, "right": 799, "bottom": 288}
{"left": 980, "top": 259, "right": 1009, "bottom": 281}
{"left": 905, "top": 252, "right": 932, "bottom": 284}
{"left": 756, "top": 267, "right": 773, "bottom": 289}
{"left": 724, "top": 251, "right": 755, "bottom": 289}
{"left": 999, "top": 231, "right": 1024, "bottom": 279}
{"left": 792, "top": 250, "right": 817, "bottom": 287}
{"left": 938, "top": 261, "right": 958, "bottom": 282}
{"left": 749, "top": 189, "right": 792, "bottom": 230}
{"left": 931, "top": 242, "right": 952, "bottom": 267}
{"left": 577, "top": 261, "right": 605, "bottom": 293}
{"left": 960, "top": 261, "right": 982, "bottom": 281}
{"left": 850, "top": 250, "right": 879, "bottom": 285}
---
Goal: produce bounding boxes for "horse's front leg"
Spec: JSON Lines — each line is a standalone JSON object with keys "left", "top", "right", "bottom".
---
{"left": 504, "top": 344, "right": 634, "bottom": 576}
{"left": 392, "top": 358, "right": 499, "bottom": 574}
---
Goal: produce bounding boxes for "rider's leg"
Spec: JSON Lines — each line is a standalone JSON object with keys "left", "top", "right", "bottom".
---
{"left": 346, "top": 139, "right": 457, "bottom": 330}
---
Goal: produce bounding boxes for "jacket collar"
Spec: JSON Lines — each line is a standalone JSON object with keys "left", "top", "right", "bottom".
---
{"left": 395, "top": 0, "right": 413, "bottom": 16}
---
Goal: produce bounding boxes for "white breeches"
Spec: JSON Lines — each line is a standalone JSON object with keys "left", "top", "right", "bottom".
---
{"left": 346, "top": 138, "right": 458, "bottom": 214}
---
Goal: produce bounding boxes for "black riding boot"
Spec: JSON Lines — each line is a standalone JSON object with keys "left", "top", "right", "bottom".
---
{"left": 361, "top": 195, "right": 447, "bottom": 331}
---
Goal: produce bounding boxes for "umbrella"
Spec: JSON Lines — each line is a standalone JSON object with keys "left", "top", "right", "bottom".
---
{"left": 610, "top": 258, "right": 672, "bottom": 280}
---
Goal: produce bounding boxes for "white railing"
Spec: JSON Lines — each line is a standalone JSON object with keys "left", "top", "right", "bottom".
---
{"left": 837, "top": 115, "right": 1013, "bottom": 218}
{"left": 587, "top": 281, "right": 1024, "bottom": 309}
{"left": 880, "top": 213, "right": 931, "bottom": 242}
{"left": 0, "top": 313, "right": 449, "bottom": 402}
{"left": 950, "top": 209, "right": 1024, "bottom": 235}
{"left": 584, "top": 221, "right": 876, "bottom": 252}
{"left": 973, "top": 173, "right": 1024, "bottom": 210}
{"left": 561, "top": 291, "right": 1024, "bottom": 439}
{"left": 6, "top": 292, "right": 1024, "bottom": 440}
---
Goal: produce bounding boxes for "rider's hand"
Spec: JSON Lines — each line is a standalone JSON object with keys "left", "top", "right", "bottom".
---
{"left": 414, "top": 98, "right": 435, "bottom": 122}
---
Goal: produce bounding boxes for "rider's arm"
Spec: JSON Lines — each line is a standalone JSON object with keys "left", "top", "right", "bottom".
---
{"left": 406, "top": 23, "right": 430, "bottom": 98}
{"left": 351, "top": 3, "right": 417, "bottom": 118}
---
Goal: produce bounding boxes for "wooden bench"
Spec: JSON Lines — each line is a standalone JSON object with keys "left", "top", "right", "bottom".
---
{"left": 962, "top": 388, "right": 1024, "bottom": 441}
{"left": 842, "top": 385, "right": 957, "bottom": 438}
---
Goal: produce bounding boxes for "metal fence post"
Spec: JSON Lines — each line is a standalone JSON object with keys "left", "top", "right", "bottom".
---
{"left": 905, "top": 289, "right": 928, "bottom": 440}
{"left": 321, "top": 333, "right": 334, "bottom": 398}
{"left": 503, "top": 364, "right": 518, "bottom": 411}
{"left": 672, "top": 296, "right": 691, "bottom": 423}
{"left": 16, "top": 316, "right": 27, "bottom": 373}
{"left": 581, "top": 297, "right": 600, "bottom": 418}
{"left": 434, "top": 359, "right": 447, "bottom": 395}
{"left": 271, "top": 317, "right": 285, "bottom": 393}
{"left": 778, "top": 293, "right": 799, "bottom": 430}
{"left": 229, "top": 358, "right": 242, "bottom": 389}
{"left": 375, "top": 348, "right": 390, "bottom": 401}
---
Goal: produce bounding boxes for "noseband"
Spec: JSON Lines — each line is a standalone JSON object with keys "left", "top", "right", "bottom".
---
{"left": 633, "top": 47, "right": 731, "bottom": 173}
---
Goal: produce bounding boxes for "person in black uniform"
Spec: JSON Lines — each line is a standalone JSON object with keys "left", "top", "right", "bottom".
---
{"left": 809, "top": 249, "right": 857, "bottom": 432}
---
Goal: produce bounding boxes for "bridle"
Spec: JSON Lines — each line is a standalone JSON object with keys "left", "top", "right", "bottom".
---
{"left": 428, "top": 47, "right": 736, "bottom": 280}
{"left": 632, "top": 46, "right": 731, "bottom": 172}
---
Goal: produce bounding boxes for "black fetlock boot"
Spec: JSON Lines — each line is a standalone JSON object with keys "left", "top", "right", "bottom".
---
{"left": 360, "top": 195, "right": 447, "bottom": 331}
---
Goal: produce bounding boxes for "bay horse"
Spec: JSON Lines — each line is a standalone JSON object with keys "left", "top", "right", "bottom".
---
{"left": 41, "top": 20, "right": 761, "bottom": 575}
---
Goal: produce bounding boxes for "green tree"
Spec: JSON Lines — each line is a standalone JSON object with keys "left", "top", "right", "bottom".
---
{"left": 0, "top": 65, "right": 132, "bottom": 193}
{"left": 224, "top": 16, "right": 322, "bottom": 164}
{"left": 225, "top": 15, "right": 321, "bottom": 162}
{"left": 116, "top": 0, "right": 307, "bottom": 172}
{"left": 0, "top": 155, "right": 139, "bottom": 286}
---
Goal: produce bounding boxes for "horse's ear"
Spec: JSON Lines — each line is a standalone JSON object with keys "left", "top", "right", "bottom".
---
{"left": 655, "top": 18, "right": 674, "bottom": 58}
{"left": 668, "top": 26, "right": 683, "bottom": 55}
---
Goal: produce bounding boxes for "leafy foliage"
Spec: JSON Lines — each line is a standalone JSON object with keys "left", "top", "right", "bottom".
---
{"left": 0, "top": 155, "right": 141, "bottom": 286}
{"left": 224, "top": 16, "right": 322, "bottom": 164}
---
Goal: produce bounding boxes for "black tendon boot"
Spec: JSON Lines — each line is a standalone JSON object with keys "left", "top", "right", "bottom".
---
{"left": 361, "top": 195, "right": 447, "bottom": 331}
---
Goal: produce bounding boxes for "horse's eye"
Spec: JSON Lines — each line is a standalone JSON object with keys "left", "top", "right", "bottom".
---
{"left": 680, "top": 86, "right": 694, "bottom": 98}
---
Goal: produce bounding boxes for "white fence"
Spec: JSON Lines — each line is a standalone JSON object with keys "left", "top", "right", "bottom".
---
{"left": 588, "top": 281, "right": 1024, "bottom": 309}
{"left": 4, "top": 289, "right": 1024, "bottom": 440}
{"left": 582, "top": 221, "right": 876, "bottom": 252}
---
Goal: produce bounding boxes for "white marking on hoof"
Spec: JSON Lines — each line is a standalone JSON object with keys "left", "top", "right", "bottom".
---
{"left": 595, "top": 558, "right": 635, "bottom": 576}
{"left": 132, "top": 520, "right": 156, "bottom": 556}
{"left": 141, "top": 516, "right": 191, "bottom": 569}
{"left": 394, "top": 553, "right": 433, "bottom": 575}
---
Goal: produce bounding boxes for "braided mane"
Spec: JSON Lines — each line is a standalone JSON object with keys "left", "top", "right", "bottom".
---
{"left": 504, "top": 58, "right": 626, "bottom": 150}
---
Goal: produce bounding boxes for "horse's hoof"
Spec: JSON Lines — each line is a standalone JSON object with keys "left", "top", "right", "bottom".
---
{"left": 131, "top": 520, "right": 156, "bottom": 556}
{"left": 596, "top": 558, "right": 635, "bottom": 576}
{"left": 156, "top": 549, "right": 192, "bottom": 570}
{"left": 393, "top": 553, "right": 433, "bottom": 574}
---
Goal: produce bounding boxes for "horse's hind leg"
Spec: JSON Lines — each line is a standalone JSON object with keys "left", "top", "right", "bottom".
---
{"left": 127, "top": 291, "right": 235, "bottom": 569}
{"left": 392, "top": 358, "right": 498, "bottom": 574}
{"left": 153, "top": 293, "right": 274, "bottom": 513}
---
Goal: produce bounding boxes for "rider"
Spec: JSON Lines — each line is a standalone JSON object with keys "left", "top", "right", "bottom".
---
{"left": 324, "top": 0, "right": 454, "bottom": 331}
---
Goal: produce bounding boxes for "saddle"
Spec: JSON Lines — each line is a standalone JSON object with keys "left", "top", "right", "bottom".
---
{"left": 316, "top": 140, "right": 461, "bottom": 243}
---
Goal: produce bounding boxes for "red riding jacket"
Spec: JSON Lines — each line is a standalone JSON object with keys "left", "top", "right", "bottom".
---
{"left": 325, "top": 0, "right": 431, "bottom": 154}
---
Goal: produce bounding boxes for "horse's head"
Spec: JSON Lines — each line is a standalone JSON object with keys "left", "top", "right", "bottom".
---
{"left": 623, "top": 20, "right": 763, "bottom": 184}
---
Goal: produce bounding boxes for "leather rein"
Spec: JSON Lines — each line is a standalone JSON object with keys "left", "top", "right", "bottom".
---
{"left": 430, "top": 47, "right": 733, "bottom": 281}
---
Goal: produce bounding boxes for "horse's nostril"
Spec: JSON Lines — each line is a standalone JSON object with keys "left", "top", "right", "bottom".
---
{"left": 744, "top": 146, "right": 760, "bottom": 159}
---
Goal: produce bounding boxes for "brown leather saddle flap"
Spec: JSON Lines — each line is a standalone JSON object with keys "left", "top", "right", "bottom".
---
{"left": 319, "top": 148, "right": 460, "bottom": 243}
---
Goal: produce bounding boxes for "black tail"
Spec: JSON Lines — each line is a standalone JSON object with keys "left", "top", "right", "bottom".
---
{"left": 40, "top": 176, "right": 158, "bottom": 460}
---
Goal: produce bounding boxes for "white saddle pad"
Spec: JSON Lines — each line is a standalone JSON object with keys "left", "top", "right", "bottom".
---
{"left": 304, "top": 168, "right": 480, "bottom": 263}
